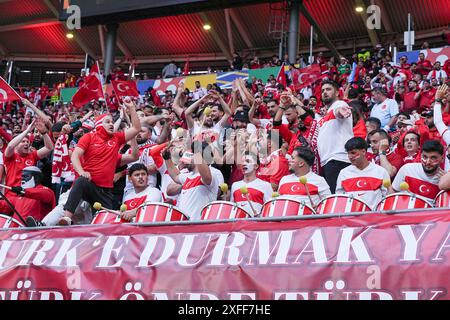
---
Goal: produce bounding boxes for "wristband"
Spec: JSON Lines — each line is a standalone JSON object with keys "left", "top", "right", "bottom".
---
{"left": 380, "top": 151, "right": 387, "bottom": 156}
{"left": 435, "top": 98, "right": 443, "bottom": 104}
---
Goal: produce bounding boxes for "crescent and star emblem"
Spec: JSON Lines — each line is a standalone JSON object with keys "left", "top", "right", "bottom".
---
{"left": 419, "top": 185, "right": 430, "bottom": 194}
{"left": 117, "top": 83, "right": 129, "bottom": 93}
{"left": 0, "top": 88, "right": 8, "bottom": 101}
{"left": 356, "top": 180, "right": 366, "bottom": 188}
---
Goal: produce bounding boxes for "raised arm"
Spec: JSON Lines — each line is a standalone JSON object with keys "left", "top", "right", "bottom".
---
{"left": 123, "top": 99, "right": 141, "bottom": 141}
{"left": 4, "top": 120, "right": 35, "bottom": 158}
{"left": 35, "top": 118, "right": 54, "bottom": 159}
{"left": 214, "top": 91, "right": 233, "bottom": 127}
{"left": 119, "top": 137, "right": 139, "bottom": 166}
{"left": 162, "top": 147, "right": 181, "bottom": 184}
{"left": 22, "top": 99, "right": 52, "bottom": 128}
{"left": 248, "top": 99, "right": 262, "bottom": 127}
{"left": 434, "top": 84, "right": 450, "bottom": 145}
{"left": 172, "top": 83, "right": 186, "bottom": 118}
{"left": 184, "top": 94, "right": 208, "bottom": 129}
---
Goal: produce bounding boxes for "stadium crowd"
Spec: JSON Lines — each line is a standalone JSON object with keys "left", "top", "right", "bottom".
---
{"left": 1, "top": 43, "right": 450, "bottom": 227}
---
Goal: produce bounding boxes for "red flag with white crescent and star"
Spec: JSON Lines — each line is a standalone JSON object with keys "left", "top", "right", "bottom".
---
{"left": 290, "top": 64, "right": 322, "bottom": 90}
{"left": 405, "top": 176, "right": 440, "bottom": 200}
{"left": 71, "top": 61, "right": 104, "bottom": 109}
{"left": 341, "top": 177, "right": 383, "bottom": 192}
{"left": 276, "top": 63, "right": 287, "bottom": 88}
{"left": 111, "top": 80, "right": 140, "bottom": 99}
{"left": 0, "top": 76, "right": 21, "bottom": 104}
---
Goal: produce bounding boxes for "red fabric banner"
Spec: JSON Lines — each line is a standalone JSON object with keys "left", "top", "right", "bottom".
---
{"left": 0, "top": 210, "right": 449, "bottom": 300}
{"left": 111, "top": 80, "right": 140, "bottom": 98}
{"left": 0, "top": 76, "right": 21, "bottom": 104}
{"left": 291, "top": 64, "right": 322, "bottom": 90}
{"left": 71, "top": 62, "right": 104, "bottom": 108}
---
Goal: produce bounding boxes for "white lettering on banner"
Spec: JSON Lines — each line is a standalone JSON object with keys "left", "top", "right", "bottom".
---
{"left": 431, "top": 231, "right": 450, "bottom": 262}
{"left": 151, "top": 292, "right": 170, "bottom": 300}
{"left": 401, "top": 290, "right": 424, "bottom": 300}
{"left": 39, "top": 291, "right": 64, "bottom": 300}
{"left": 209, "top": 232, "right": 245, "bottom": 266}
{"left": 17, "top": 240, "right": 55, "bottom": 266}
{"left": 177, "top": 234, "right": 214, "bottom": 267}
{"left": 356, "top": 291, "right": 393, "bottom": 300}
{"left": 336, "top": 227, "right": 374, "bottom": 263}
{"left": 96, "top": 236, "right": 130, "bottom": 268}
{"left": 50, "top": 239, "right": 87, "bottom": 267}
{"left": 293, "top": 229, "right": 328, "bottom": 264}
{"left": 138, "top": 235, "right": 175, "bottom": 267}
{"left": 366, "top": 265, "right": 381, "bottom": 289}
{"left": 0, "top": 239, "right": 13, "bottom": 269}
{"left": 247, "top": 230, "right": 294, "bottom": 265}
{"left": 397, "top": 224, "right": 433, "bottom": 262}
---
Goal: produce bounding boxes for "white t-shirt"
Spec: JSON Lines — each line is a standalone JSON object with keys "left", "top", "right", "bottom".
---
{"left": 392, "top": 163, "right": 441, "bottom": 201}
{"left": 122, "top": 185, "right": 162, "bottom": 210}
{"left": 177, "top": 166, "right": 223, "bottom": 220}
{"left": 370, "top": 98, "right": 399, "bottom": 128}
{"left": 192, "top": 87, "right": 208, "bottom": 100}
{"left": 0, "top": 151, "right": 3, "bottom": 166}
{"left": 277, "top": 172, "right": 331, "bottom": 207}
{"left": 336, "top": 162, "right": 390, "bottom": 210}
{"left": 317, "top": 100, "right": 354, "bottom": 166}
{"left": 230, "top": 178, "right": 273, "bottom": 216}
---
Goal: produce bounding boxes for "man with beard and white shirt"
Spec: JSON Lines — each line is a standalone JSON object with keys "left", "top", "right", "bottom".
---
{"left": 184, "top": 93, "right": 226, "bottom": 141}
{"left": 278, "top": 146, "right": 331, "bottom": 208}
{"left": 163, "top": 140, "right": 223, "bottom": 220}
{"left": 230, "top": 153, "right": 273, "bottom": 216}
{"left": 120, "top": 163, "right": 162, "bottom": 222}
{"left": 391, "top": 140, "right": 446, "bottom": 202}
{"left": 308, "top": 79, "right": 354, "bottom": 193}
{"left": 336, "top": 137, "right": 390, "bottom": 210}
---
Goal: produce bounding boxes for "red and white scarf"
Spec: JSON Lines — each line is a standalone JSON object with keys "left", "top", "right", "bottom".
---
{"left": 51, "top": 134, "right": 72, "bottom": 184}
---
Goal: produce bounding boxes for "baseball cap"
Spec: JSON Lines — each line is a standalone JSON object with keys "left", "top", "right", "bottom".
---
{"left": 233, "top": 111, "right": 249, "bottom": 123}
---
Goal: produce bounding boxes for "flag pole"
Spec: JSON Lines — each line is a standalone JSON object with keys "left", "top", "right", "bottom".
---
{"left": 96, "top": 60, "right": 109, "bottom": 112}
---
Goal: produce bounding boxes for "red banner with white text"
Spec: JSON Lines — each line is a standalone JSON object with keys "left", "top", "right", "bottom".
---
{"left": 0, "top": 210, "right": 449, "bottom": 300}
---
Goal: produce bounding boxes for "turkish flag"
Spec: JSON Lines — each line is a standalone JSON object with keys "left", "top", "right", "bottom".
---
{"left": 111, "top": 80, "right": 140, "bottom": 98}
{"left": 276, "top": 63, "right": 287, "bottom": 88}
{"left": 405, "top": 176, "right": 440, "bottom": 200}
{"left": 71, "top": 62, "right": 104, "bottom": 108}
{"left": 0, "top": 76, "right": 21, "bottom": 104}
{"left": 342, "top": 177, "right": 383, "bottom": 192}
{"left": 278, "top": 182, "right": 319, "bottom": 196}
{"left": 291, "top": 64, "right": 322, "bottom": 90}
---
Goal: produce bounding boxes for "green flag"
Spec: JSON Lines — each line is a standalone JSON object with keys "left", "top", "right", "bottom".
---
{"left": 60, "top": 88, "right": 78, "bottom": 103}
{"left": 247, "top": 66, "right": 280, "bottom": 83}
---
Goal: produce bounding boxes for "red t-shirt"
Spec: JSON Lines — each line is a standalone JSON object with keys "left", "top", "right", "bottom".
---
{"left": 4, "top": 150, "right": 40, "bottom": 189}
{"left": 403, "top": 91, "right": 419, "bottom": 112}
{"left": 419, "top": 88, "right": 436, "bottom": 110}
{"left": 77, "top": 131, "right": 126, "bottom": 188}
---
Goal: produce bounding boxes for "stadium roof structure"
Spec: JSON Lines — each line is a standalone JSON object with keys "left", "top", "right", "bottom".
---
{"left": 0, "top": 0, "right": 449, "bottom": 65}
